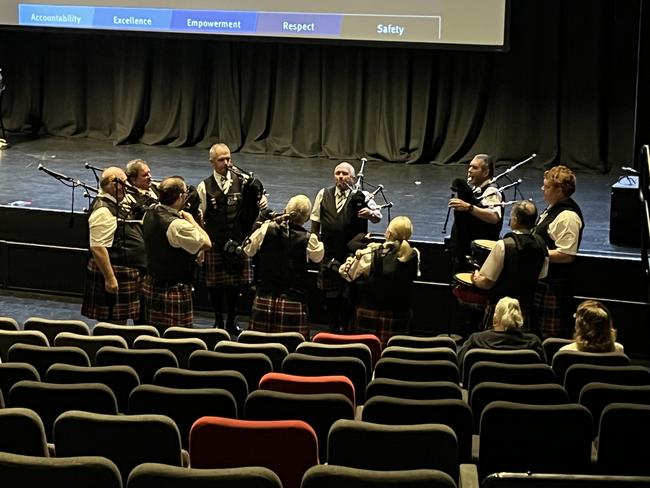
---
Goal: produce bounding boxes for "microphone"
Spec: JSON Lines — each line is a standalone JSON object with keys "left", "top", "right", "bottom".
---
{"left": 38, "top": 164, "right": 77, "bottom": 183}
{"left": 621, "top": 166, "right": 639, "bottom": 174}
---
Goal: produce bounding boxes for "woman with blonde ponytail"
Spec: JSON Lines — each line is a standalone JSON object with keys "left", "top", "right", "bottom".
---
{"left": 458, "top": 296, "right": 544, "bottom": 364}
{"left": 339, "top": 216, "right": 420, "bottom": 345}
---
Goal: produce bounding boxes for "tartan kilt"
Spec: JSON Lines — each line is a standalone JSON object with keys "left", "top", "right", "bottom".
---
{"left": 141, "top": 276, "right": 194, "bottom": 332}
{"left": 201, "top": 247, "right": 253, "bottom": 288}
{"left": 354, "top": 305, "right": 411, "bottom": 346}
{"left": 534, "top": 278, "right": 574, "bottom": 339}
{"left": 81, "top": 259, "right": 140, "bottom": 321}
{"left": 317, "top": 264, "right": 347, "bottom": 299}
{"left": 249, "top": 294, "right": 310, "bottom": 337}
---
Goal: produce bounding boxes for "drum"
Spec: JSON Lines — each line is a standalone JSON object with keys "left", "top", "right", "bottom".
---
{"left": 452, "top": 272, "right": 488, "bottom": 310}
{"left": 470, "top": 239, "right": 497, "bottom": 267}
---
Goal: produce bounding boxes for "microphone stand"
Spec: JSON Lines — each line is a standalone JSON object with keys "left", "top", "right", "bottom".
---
{"left": 488, "top": 153, "right": 536, "bottom": 200}
{"left": 85, "top": 162, "right": 104, "bottom": 185}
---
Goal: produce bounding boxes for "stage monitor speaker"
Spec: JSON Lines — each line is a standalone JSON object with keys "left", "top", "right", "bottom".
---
{"left": 609, "top": 175, "right": 641, "bottom": 247}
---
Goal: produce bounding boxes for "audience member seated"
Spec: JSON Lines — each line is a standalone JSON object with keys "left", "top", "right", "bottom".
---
{"left": 559, "top": 300, "right": 624, "bottom": 353}
{"left": 458, "top": 297, "right": 544, "bottom": 364}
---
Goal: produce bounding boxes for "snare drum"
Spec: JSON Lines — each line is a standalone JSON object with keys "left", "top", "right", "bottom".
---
{"left": 452, "top": 272, "right": 488, "bottom": 310}
{"left": 470, "top": 239, "right": 497, "bottom": 267}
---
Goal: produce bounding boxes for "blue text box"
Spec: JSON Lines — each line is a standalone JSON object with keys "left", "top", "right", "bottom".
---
{"left": 171, "top": 10, "right": 257, "bottom": 33}
{"left": 19, "top": 4, "right": 94, "bottom": 28}
{"left": 93, "top": 7, "right": 172, "bottom": 30}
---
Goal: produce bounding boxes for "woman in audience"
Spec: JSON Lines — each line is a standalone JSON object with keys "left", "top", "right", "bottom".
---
{"left": 559, "top": 300, "right": 624, "bottom": 353}
{"left": 458, "top": 296, "right": 544, "bottom": 364}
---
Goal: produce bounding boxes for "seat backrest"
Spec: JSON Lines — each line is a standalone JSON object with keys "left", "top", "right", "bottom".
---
{"left": 542, "top": 337, "right": 574, "bottom": 364}
{"left": 462, "top": 349, "right": 542, "bottom": 387}
{"left": 245, "top": 389, "right": 354, "bottom": 462}
{"left": 381, "top": 346, "right": 457, "bottom": 364}
{"left": 189, "top": 351, "right": 273, "bottom": 393}
{"left": 93, "top": 323, "right": 160, "bottom": 347}
{"left": 9, "top": 380, "right": 119, "bottom": 441}
{"left": 7, "top": 343, "right": 91, "bottom": 378}
{"left": 467, "top": 361, "right": 557, "bottom": 395}
{"left": 259, "top": 372, "right": 356, "bottom": 406}
{"left": 46, "top": 363, "right": 140, "bottom": 413}
{"left": 296, "top": 342, "right": 373, "bottom": 381}
{"left": 579, "top": 382, "right": 650, "bottom": 428}
{"left": 133, "top": 336, "right": 207, "bottom": 369}
{"left": 361, "top": 396, "right": 473, "bottom": 463}
{"left": 127, "top": 463, "right": 282, "bottom": 488}
{"left": 190, "top": 416, "right": 318, "bottom": 488}
{"left": 387, "top": 335, "right": 457, "bottom": 351}
{"left": 328, "top": 419, "right": 459, "bottom": 482}
{"left": 597, "top": 402, "right": 650, "bottom": 476}
{"left": 478, "top": 401, "right": 593, "bottom": 479}
{"left": 216, "top": 340, "right": 289, "bottom": 372}
{"left": 0, "top": 330, "right": 49, "bottom": 362}
{"left": 366, "top": 378, "right": 462, "bottom": 402}
{"left": 281, "top": 353, "right": 368, "bottom": 403}
{"left": 238, "top": 330, "right": 306, "bottom": 353}
{"left": 153, "top": 367, "right": 248, "bottom": 416}
{"left": 129, "top": 384, "right": 237, "bottom": 449}
{"left": 471, "top": 382, "right": 569, "bottom": 433}
{"left": 301, "top": 465, "right": 456, "bottom": 488}
{"left": 374, "top": 357, "right": 460, "bottom": 385}
{"left": 0, "top": 407, "right": 48, "bottom": 456}
{"left": 23, "top": 317, "right": 90, "bottom": 344}
{"left": 0, "top": 452, "right": 122, "bottom": 488}
{"left": 551, "top": 350, "right": 630, "bottom": 384}
{"left": 54, "top": 410, "right": 183, "bottom": 484}
{"left": 312, "top": 332, "right": 382, "bottom": 368}
{"left": 564, "top": 364, "right": 650, "bottom": 402}
{"left": 0, "top": 362, "right": 40, "bottom": 401}
{"left": 54, "top": 333, "right": 128, "bottom": 366}
{"left": 96, "top": 346, "right": 178, "bottom": 384}
{"left": 482, "top": 472, "right": 650, "bottom": 488}
{"left": 163, "top": 327, "right": 230, "bottom": 350}
{"left": 0, "top": 317, "right": 20, "bottom": 331}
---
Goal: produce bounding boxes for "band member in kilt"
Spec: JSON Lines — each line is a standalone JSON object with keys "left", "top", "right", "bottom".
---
{"left": 533, "top": 165, "right": 583, "bottom": 338}
{"left": 339, "top": 216, "right": 420, "bottom": 345}
{"left": 243, "top": 195, "right": 324, "bottom": 337}
{"left": 124, "top": 159, "right": 159, "bottom": 220}
{"left": 448, "top": 154, "right": 503, "bottom": 274}
{"left": 197, "top": 143, "right": 267, "bottom": 334}
{"left": 142, "top": 176, "right": 212, "bottom": 333}
{"left": 311, "top": 162, "right": 382, "bottom": 332}
{"left": 81, "top": 167, "right": 146, "bottom": 323}
{"left": 471, "top": 200, "right": 548, "bottom": 329}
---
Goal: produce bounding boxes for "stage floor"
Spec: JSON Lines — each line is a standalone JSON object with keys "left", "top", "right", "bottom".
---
{"left": 0, "top": 135, "right": 641, "bottom": 258}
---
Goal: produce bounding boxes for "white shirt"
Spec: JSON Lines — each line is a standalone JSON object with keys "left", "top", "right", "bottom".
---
{"left": 197, "top": 170, "right": 234, "bottom": 216}
{"left": 243, "top": 221, "right": 324, "bottom": 263}
{"left": 479, "top": 232, "right": 549, "bottom": 282}
{"left": 89, "top": 192, "right": 119, "bottom": 247}
{"left": 476, "top": 184, "right": 503, "bottom": 219}
{"left": 310, "top": 187, "right": 382, "bottom": 223}
{"left": 159, "top": 204, "right": 207, "bottom": 255}
{"left": 538, "top": 208, "right": 583, "bottom": 255}
{"left": 339, "top": 242, "right": 421, "bottom": 282}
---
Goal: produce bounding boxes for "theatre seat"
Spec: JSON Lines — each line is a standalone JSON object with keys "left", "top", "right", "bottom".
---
{"left": 96, "top": 346, "right": 178, "bottom": 384}
{"left": 381, "top": 346, "right": 457, "bottom": 364}
{"left": 133, "top": 336, "right": 207, "bottom": 369}
{"left": 296, "top": 342, "right": 373, "bottom": 382}
{"left": 127, "top": 463, "right": 282, "bottom": 488}
{"left": 564, "top": 364, "right": 650, "bottom": 402}
{"left": 0, "top": 407, "right": 49, "bottom": 456}
{"left": 7, "top": 344, "right": 90, "bottom": 378}
{"left": 461, "top": 349, "right": 542, "bottom": 388}
{"left": 190, "top": 416, "right": 318, "bottom": 488}
{"left": 0, "top": 330, "right": 49, "bottom": 362}
{"left": 54, "top": 332, "right": 128, "bottom": 366}
{"left": 551, "top": 350, "right": 630, "bottom": 384}
{"left": 301, "top": 465, "right": 457, "bottom": 488}
{"left": 238, "top": 330, "right": 306, "bottom": 353}
{"left": 0, "top": 362, "right": 40, "bottom": 401}
{"left": 466, "top": 362, "right": 557, "bottom": 396}
{"left": 0, "top": 317, "right": 20, "bottom": 331}
{"left": 312, "top": 332, "right": 382, "bottom": 368}
{"left": 23, "top": 317, "right": 90, "bottom": 345}
{"left": 93, "top": 323, "right": 159, "bottom": 347}
{"left": 387, "top": 335, "right": 457, "bottom": 351}
{"left": 215, "top": 340, "right": 289, "bottom": 372}
{"left": 163, "top": 326, "right": 230, "bottom": 350}
{"left": 189, "top": 351, "right": 273, "bottom": 392}
{"left": 259, "top": 372, "right": 356, "bottom": 406}
{"left": 597, "top": 403, "right": 650, "bottom": 476}
{"left": 374, "top": 357, "right": 460, "bottom": 385}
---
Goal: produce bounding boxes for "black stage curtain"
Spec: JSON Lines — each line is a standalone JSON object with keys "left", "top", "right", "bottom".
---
{"left": 0, "top": 0, "right": 641, "bottom": 170}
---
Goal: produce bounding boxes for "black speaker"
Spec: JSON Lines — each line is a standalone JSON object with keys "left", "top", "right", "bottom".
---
{"left": 609, "top": 175, "right": 641, "bottom": 247}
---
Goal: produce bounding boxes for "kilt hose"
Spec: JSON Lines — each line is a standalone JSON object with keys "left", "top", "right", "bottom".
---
{"left": 250, "top": 293, "right": 310, "bottom": 337}
{"left": 202, "top": 247, "right": 253, "bottom": 288}
{"left": 141, "top": 275, "right": 194, "bottom": 332}
{"left": 534, "top": 278, "right": 574, "bottom": 339}
{"left": 81, "top": 259, "right": 140, "bottom": 321}
{"left": 354, "top": 305, "right": 411, "bottom": 346}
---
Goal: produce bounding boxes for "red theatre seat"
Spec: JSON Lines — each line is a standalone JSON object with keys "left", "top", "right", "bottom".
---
{"left": 258, "top": 372, "right": 356, "bottom": 407}
{"left": 312, "top": 333, "right": 382, "bottom": 368}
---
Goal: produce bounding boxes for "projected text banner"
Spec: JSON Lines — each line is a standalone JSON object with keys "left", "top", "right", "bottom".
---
{"left": 6, "top": 1, "right": 507, "bottom": 47}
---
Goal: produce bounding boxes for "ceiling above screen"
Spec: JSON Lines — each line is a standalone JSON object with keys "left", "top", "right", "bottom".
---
{"left": 3, "top": 0, "right": 509, "bottom": 49}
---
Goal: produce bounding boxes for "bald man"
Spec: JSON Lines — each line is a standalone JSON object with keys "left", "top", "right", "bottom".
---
{"left": 81, "top": 167, "right": 146, "bottom": 323}
{"left": 311, "top": 161, "right": 382, "bottom": 331}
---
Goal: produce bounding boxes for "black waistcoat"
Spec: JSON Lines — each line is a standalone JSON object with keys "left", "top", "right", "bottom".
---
{"left": 489, "top": 232, "right": 548, "bottom": 306}
{"left": 320, "top": 187, "right": 368, "bottom": 261}
{"left": 534, "top": 198, "right": 584, "bottom": 281}
{"left": 203, "top": 174, "right": 245, "bottom": 249}
{"left": 256, "top": 222, "right": 311, "bottom": 299}
{"left": 143, "top": 205, "right": 195, "bottom": 285}
{"left": 89, "top": 196, "right": 146, "bottom": 269}
{"left": 356, "top": 247, "right": 419, "bottom": 311}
